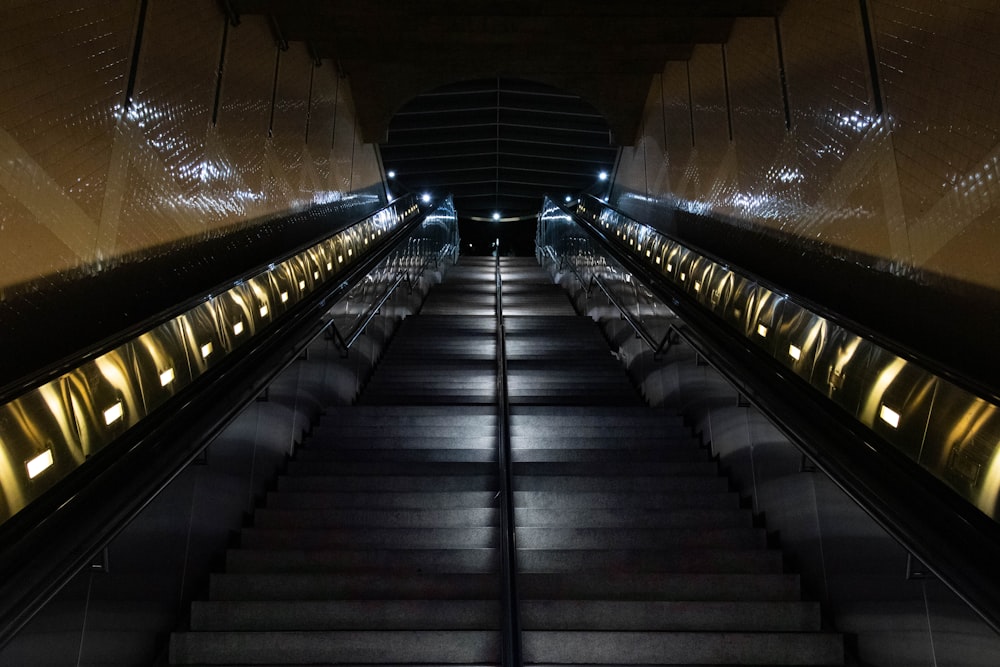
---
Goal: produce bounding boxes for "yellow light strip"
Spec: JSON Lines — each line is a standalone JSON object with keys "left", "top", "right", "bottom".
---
{"left": 26, "top": 450, "right": 54, "bottom": 479}
{"left": 103, "top": 401, "right": 124, "bottom": 426}
{"left": 880, "top": 404, "right": 901, "bottom": 428}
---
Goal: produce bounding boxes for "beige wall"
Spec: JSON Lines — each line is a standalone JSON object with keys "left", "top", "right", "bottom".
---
{"left": 615, "top": 0, "right": 1000, "bottom": 291}
{"left": 0, "top": 0, "right": 383, "bottom": 290}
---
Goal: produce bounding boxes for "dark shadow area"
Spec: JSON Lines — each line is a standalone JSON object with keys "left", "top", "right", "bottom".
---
{"left": 459, "top": 217, "right": 537, "bottom": 256}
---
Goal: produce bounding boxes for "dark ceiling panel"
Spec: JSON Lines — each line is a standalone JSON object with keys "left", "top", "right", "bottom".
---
{"left": 381, "top": 78, "right": 616, "bottom": 221}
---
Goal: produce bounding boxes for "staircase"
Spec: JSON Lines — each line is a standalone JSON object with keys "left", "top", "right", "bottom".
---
{"left": 170, "top": 255, "right": 844, "bottom": 665}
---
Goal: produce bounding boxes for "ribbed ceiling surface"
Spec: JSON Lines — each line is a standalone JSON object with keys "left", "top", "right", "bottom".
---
{"left": 380, "top": 78, "right": 617, "bottom": 221}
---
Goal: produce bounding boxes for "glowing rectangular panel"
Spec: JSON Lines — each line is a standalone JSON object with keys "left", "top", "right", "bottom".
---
{"left": 645, "top": 250, "right": 651, "bottom": 257}
{"left": 327, "top": 261, "right": 333, "bottom": 270}
{"left": 26, "top": 450, "right": 54, "bottom": 479}
{"left": 667, "top": 263, "right": 673, "bottom": 272}
{"left": 789, "top": 344, "right": 801, "bottom": 360}
{"left": 880, "top": 404, "right": 901, "bottom": 428}
{"left": 313, "top": 271, "right": 320, "bottom": 280}
{"left": 338, "top": 256, "right": 344, "bottom": 263}
{"left": 694, "top": 281, "right": 701, "bottom": 292}
{"left": 757, "top": 323, "right": 768, "bottom": 338}
{"left": 103, "top": 401, "right": 124, "bottom": 425}
{"left": 298, "top": 280, "right": 306, "bottom": 290}
{"left": 280, "top": 292, "right": 289, "bottom": 303}
{"left": 680, "top": 272, "right": 686, "bottom": 282}
{"left": 655, "top": 257, "right": 661, "bottom": 265}
{"left": 234, "top": 321, "right": 245, "bottom": 336}
{"left": 201, "top": 342, "right": 213, "bottom": 358}
{"left": 259, "top": 305, "right": 269, "bottom": 317}
{"left": 159, "top": 368, "right": 175, "bottom": 386}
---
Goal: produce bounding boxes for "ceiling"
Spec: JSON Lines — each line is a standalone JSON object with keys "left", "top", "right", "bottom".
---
{"left": 380, "top": 77, "right": 617, "bottom": 221}
{"left": 231, "top": 0, "right": 783, "bottom": 219}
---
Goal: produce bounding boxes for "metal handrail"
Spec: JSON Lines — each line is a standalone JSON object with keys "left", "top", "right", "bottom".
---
{"left": 494, "top": 255, "right": 522, "bottom": 667}
{"left": 552, "top": 199, "right": 1000, "bottom": 634}
{"left": 544, "top": 245, "right": 678, "bottom": 358}
{"left": 0, "top": 195, "right": 456, "bottom": 650}
{"left": 326, "top": 273, "right": 407, "bottom": 355}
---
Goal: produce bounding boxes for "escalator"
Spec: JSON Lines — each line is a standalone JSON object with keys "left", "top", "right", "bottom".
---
{"left": 169, "top": 256, "right": 843, "bottom": 665}
{"left": 2, "top": 194, "right": 1000, "bottom": 664}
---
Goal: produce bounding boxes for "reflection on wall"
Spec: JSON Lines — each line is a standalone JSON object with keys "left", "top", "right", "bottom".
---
{"left": 613, "top": 0, "right": 1000, "bottom": 291}
{"left": 0, "top": 0, "right": 384, "bottom": 290}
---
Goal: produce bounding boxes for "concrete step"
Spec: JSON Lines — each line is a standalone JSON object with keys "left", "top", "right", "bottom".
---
{"left": 514, "top": 507, "right": 751, "bottom": 528}
{"left": 225, "top": 548, "right": 499, "bottom": 574}
{"left": 511, "top": 461, "right": 719, "bottom": 476}
{"left": 521, "top": 630, "right": 843, "bottom": 665}
{"left": 512, "top": 490, "right": 740, "bottom": 510}
{"left": 265, "top": 491, "right": 499, "bottom": 509}
{"left": 170, "top": 630, "right": 499, "bottom": 665}
{"left": 239, "top": 526, "right": 498, "bottom": 550}
{"left": 297, "top": 448, "right": 497, "bottom": 463}
{"left": 518, "top": 572, "right": 803, "bottom": 601}
{"left": 253, "top": 507, "right": 498, "bottom": 529}
{"left": 515, "top": 526, "right": 765, "bottom": 550}
{"left": 189, "top": 599, "right": 500, "bottom": 631}
{"left": 306, "top": 436, "right": 497, "bottom": 450}
{"left": 517, "top": 547, "right": 781, "bottom": 574}
{"left": 513, "top": 475, "right": 729, "bottom": 493}
{"left": 510, "top": 448, "right": 706, "bottom": 462}
{"left": 520, "top": 599, "right": 821, "bottom": 631}
{"left": 209, "top": 573, "right": 499, "bottom": 600}
{"left": 285, "top": 460, "right": 498, "bottom": 476}
{"left": 277, "top": 475, "right": 498, "bottom": 492}
{"left": 510, "top": 436, "right": 697, "bottom": 449}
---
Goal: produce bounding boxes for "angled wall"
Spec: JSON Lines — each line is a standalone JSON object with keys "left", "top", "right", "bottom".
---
{"left": 613, "top": 0, "right": 1000, "bottom": 293}
{"left": 0, "top": 0, "right": 384, "bottom": 293}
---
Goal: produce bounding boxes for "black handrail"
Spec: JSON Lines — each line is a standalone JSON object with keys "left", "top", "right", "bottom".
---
{"left": 556, "top": 198, "right": 1000, "bottom": 634}
{"left": 495, "top": 255, "right": 522, "bottom": 667}
{"left": 0, "top": 196, "right": 451, "bottom": 649}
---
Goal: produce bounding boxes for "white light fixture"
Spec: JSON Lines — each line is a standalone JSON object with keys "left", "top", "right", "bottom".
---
{"left": 789, "top": 344, "right": 802, "bottom": 360}
{"left": 259, "top": 305, "right": 269, "bottom": 317}
{"left": 492, "top": 212, "right": 501, "bottom": 221}
{"left": 159, "top": 368, "right": 175, "bottom": 386}
{"left": 281, "top": 291, "right": 289, "bottom": 303}
{"left": 680, "top": 272, "right": 687, "bottom": 282}
{"left": 666, "top": 263, "right": 673, "bottom": 272}
{"left": 694, "top": 281, "right": 701, "bottom": 292}
{"left": 598, "top": 171, "right": 608, "bottom": 181}
{"left": 646, "top": 250, "right": 651, "bottom": 257}
{"left": 564, "top": 195, "right": 572, "bottom": 202}
{"left": 299, "top": 280, "right": 306, "bottom": 290}
{"left": 387, "top": 170, "right": 396, "bottom": 179}
{"left": 103, "top": 401, "right": 124, "bottom": 426}
{"left": 26, "top": 450, "right": 54, "bottom": 479}
{"left": 233, "top": 321, "right": 244, "bottom": 335}
{"left": 879, "top": 404, "right": 901, "bottom": 428}
{"left": 313, "top": 271, "right": 320, "bottom": 279}
{"left": 201, "top": 342, "right": 213, "bottom": 359}
{"left": 421, "top": 193, "right": 431, "bottom": 204}
{"left": 338, "top": 255, "right": 344, "bottom": 263}
{"left": 757, "top": 323, "right": 769, "bottom": 338}
{"left": 326, "top": 261, "right": 332, "bottom": 270}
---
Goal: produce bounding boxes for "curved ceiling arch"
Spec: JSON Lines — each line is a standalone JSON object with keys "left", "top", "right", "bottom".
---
{"left": 379, "top": 77, "right": 618, "bottom": 221}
